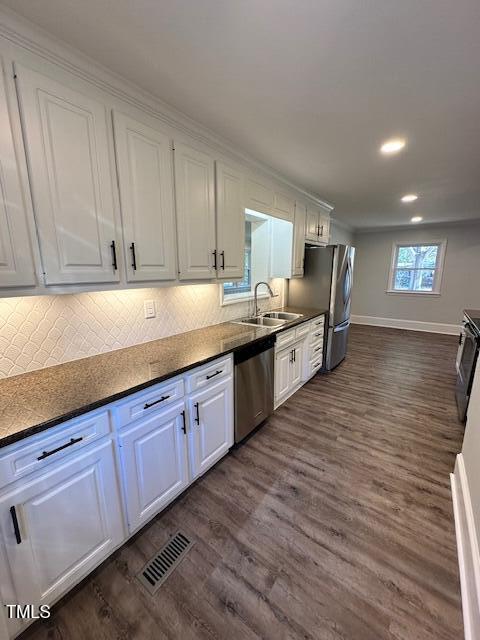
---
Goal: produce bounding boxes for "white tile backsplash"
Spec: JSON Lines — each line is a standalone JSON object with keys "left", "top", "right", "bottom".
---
{"left": 0, "top": 281, "right": 285, "bottom": 379}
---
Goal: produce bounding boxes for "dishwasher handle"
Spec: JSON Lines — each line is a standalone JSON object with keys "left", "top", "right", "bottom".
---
{"left": 233, "top": 335, "right": 276, "bottom": 365}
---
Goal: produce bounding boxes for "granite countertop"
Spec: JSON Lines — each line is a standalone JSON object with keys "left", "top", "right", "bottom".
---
{"left": 465, "top": 309, "right": 480, "bottom": 338}
{"left": 0, "top": 306, "right": 326, "bottom": 449}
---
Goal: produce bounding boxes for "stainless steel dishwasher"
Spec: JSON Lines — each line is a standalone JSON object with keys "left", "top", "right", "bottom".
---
{"left": 234, "top": 335, "right": 275, "bottom": 443}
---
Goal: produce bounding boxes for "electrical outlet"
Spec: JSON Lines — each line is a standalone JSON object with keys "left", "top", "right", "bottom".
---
{"left": 144, "top": 300, "right": 156, "bottom": 319}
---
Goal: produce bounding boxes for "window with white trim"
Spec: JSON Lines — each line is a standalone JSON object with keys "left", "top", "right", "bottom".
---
{"left": 388, "top": 240, "right": 446, "bottom": 294}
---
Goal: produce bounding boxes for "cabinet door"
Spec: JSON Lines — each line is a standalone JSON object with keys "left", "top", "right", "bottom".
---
{"left": 245, "top": 176, "right": 274, "bottom": 215}
{"left": 118, "top": 402, "right": 189, "bottom": 533}
{"left": 305, "top": 205, "right": 320, "bottom": 242}
{"left": 318, "top": 213, "right": 330, "bottom": 244}
{"left": 292, "top": 202, "right": 306, "bottom": 276}
{"left": 216, "top": 161, "right": 245, "bottom": 279}
{"left": 174, "top": 142, "right": 216, "bottom": 280}
{"left": 15, "top": 64, "right": 119, "bottom": 285}
{"left": 113, "top": 111, "right": 177, "bottom": 282}
{"left": 0, "top": 440, "right": 124, "bottom": 614}
{"left": 0, "top": 59, "right": 36, "bottom": 287}
{"left": 187, "top": 377, "right": 233, "bottom": 480}
{"left": 275, "top": 347, "right": 292, "bottom": 401}
{"left": 273, "top": 190, "right": 295, "bottom": 221}
{"left": 291, "top": 342, "right": 303, "bottom": 389}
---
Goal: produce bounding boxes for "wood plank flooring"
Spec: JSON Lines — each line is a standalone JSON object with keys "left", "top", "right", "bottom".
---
{"left": 20, "top": 325, "right": 465, "bottom": 640}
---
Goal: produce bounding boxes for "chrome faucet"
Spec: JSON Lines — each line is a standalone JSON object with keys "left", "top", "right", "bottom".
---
{"left": 254, "top": 281, "right": 275, "bottom": 316}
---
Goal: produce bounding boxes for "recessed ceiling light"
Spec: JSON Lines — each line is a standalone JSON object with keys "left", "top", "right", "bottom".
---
{"left": 401, "top": 193, "right": 418, "bottom": 203}
{"left": 411, "top": 216, "right": 423, "bottom": 223}
{"left": 380, "top": 138, "right": 406, "bottom": 154}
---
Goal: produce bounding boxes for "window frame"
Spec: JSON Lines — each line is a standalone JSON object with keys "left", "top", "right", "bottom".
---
{"left": 387, "top": 239, "right": 447, "bottom": 295}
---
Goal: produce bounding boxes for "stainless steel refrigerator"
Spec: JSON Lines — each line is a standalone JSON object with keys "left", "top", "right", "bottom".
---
{"left": 287, "top": 244, "right": 355, "bottom": 370}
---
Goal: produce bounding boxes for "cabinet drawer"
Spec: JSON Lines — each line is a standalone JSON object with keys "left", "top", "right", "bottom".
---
{"left": 309, "top": 356, "right": 323, "bottom": 376}
{"left": 276, "top": 328, "right": 296, "bottom": 350}
{"left": 113, "top": 378, "right": 184, "bottom": 428}
{"left": 0, "top": 411, "right": 110, "bottom": 488}
{"left": 309, "top": 343, "right": 324, "bottom": 361}
{"left": 185, "top": 356, "right": 232, "bottom": 393}
{"left": 310, "top": 326, "right": 325, "bottom": 344}
{"left": 295, "top": 322, "right": 311, "bottom": 339}
{"left": 311, "top": 315, "right": 325, "bottom": 328}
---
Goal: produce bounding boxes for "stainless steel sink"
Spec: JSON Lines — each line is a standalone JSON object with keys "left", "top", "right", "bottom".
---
{"left": 263, "top": 311, "right": 303, "bottom": 321}
{"left": 235, "top": 316, "right": 286, "bottom": 327}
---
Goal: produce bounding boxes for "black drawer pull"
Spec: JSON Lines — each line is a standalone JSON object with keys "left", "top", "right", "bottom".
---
{"left": 212, "top": 250, "right": 217, "bottom": 270}
{"left": 110, "top": 240, "right": 118, "bottom": 270}
{"left": 130, "top": 242, "right": 137, "bottom": 271}
{"left": 181, "top": 410, "right": 187, "bottom": 435}
{"left": 220, "top": 251, "right": 225, "bottom": 269}
{"left": 206, "top": 370, "right": 222, "bottom": 380}
{"left": 314, "top": 332, "right": 323, "bottom": 337}
{"left": 37, "top": 436, "right": 83, "bottom": 461}
{"left": 10, "top": 506, "right": 21, "bottom": 544}
{"left": 314, "top": 346, "right": 322, "bottom": 352}
{"left": 144, "top": 394, "right": 170, "bottom": 409}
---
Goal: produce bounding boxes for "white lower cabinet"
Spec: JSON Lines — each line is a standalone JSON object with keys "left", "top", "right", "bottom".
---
{"left": 0, "top": 355, "right": 235, "bottom": 638}
{"left": 275, "top": 340, "right": 304, "bottom": 407}
{"left": 0, "top": 439, "right": 124, "bottom": 638}
{"left": 187, "top": 377, "right": 234, "bottom": 480}
{"left": 118, "top": 402, "right": 189, "bottom": 532}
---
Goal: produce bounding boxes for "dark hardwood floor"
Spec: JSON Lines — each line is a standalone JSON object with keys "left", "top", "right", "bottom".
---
{"left": 21, "top": 325, "right": 465, "bottom": 640}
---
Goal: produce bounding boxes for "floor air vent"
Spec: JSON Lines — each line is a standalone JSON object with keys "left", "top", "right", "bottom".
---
{"left": 137, "top": 531, "right": 193, "bottom": 595}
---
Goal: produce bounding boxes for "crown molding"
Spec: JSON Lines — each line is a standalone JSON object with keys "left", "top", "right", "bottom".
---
{"left": 355, "top": 217, "right": 480, "bottom": 235}
{"left": 0, "top": 6, "right": 334, "bottom": 211}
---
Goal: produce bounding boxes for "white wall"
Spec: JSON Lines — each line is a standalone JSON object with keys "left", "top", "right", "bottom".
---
{"left": 351, "top": 221, "right": 480, "bottom": 328}
{"left": 0, "top": 280, "right": 285, "bottom": 379}
{"left": 330, "top": 220, "right": 354, "bottom": 246}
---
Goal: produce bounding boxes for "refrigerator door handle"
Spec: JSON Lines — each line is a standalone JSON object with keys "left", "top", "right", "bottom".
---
{"left": 334, "top": 319, "right": 351, "bottom": 332}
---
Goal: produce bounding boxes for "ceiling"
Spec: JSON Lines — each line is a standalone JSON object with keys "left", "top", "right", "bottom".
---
{"left": 2, "top": 0, "right": 480, "bottom": 229}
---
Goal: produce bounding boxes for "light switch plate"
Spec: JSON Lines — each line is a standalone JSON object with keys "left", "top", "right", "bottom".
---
{"left": 144, "top": 300, "right": 156, "bottom": 319}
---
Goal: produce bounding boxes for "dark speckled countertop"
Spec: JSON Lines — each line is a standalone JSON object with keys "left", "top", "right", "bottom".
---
{"left": 0, "top": 306, "right": 326, "bottom": 449}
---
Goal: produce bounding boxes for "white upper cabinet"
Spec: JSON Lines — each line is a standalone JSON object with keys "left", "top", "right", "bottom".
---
{"left": 113, "top": 111, "right": 177, "bottom": 282}
{"left": 15, "top": 64, "right": 120, "bottom": 285}
{"left": 292, "top": 201, "right": 307, "bottom": 276}
{"left": 215, "top": 161, "right": 245, "bottom": 280}
{"left": 0, "top": 60, "right": 36, "bottom": 288}
{"left": 305, "top": 203, "right": 330, "bottom": 245}
{"left": 174, "top": 141, "right": 216, "bottom": 280}
{"left": 245, "top": 175, "right": 274, "bottom": 215}
{"left": 273, "top": 190, "right": 295, "bottom": 221}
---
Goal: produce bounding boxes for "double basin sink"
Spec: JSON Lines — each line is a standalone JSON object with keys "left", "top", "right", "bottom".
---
{"left": 234, "top": 311, "right": 303, "bottom": 329}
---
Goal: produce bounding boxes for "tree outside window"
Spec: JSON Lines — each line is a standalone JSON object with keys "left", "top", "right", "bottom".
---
{"left": 388, "top": 241, "right": 446, "bottom": 294}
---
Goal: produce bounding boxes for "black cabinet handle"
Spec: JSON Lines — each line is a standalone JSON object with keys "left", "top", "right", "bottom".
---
{"left": 10, "top": 506, "right": 21, "bottom": 544}
{"left": 314, "top": 332, "right": 323, "bottom": 337}
{"left": 130, "top": 242, "right": 137, "bottom": 271}
{"left": 212, "top": 250, "right": 217, "bottom": 270}
{"left": 37, "top": 436, "right": 83, "bottom": 461}
{"left": 144, "top": 394, "right": 170, "bottom": 409}
{"left": 110, "top": 241, "right": 118, "bottom": 270}
{"left": 314, "top": 346, "right": 322, "bottom": 352}
{"left": 220, "top": 251, "right": 225, "bottom": 270}
{"left": 320, "top": 224, "right": 324, "bottom": 237}
{"left": 317, "top": 224, "right": 320, "bottom": 236}
{"left": 194, "top": 402, "right": 200, "bottom": 425}
{"left": 181, "top": 410, "right": 187, "bottom": 435}
{"left": 206, "top": 370, "right": 222, "bottom": 380}
{"left": 293, "top": 349, "right": 296, "bottom": 362}
{"left": 290, "top": 349, "right": 294, "bottom": 363}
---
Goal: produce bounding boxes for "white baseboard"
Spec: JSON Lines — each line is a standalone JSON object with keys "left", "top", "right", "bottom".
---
{"left": 451, "top": 454, "right": 480, "bottom": 640}
{"left": 351, "top": 314, "right": 458, "bottom": 335}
